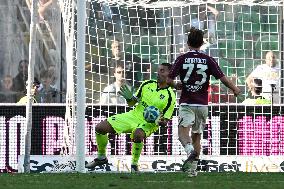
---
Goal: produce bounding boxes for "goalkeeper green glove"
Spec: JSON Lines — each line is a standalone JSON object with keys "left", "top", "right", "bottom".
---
{"left": 119, "top": 85, "right": 134, "bottom": 101}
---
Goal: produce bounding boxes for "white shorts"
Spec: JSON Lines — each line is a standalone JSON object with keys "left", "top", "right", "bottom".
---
{"left": 178, "top": 105, "right": 208, "bottom": 134}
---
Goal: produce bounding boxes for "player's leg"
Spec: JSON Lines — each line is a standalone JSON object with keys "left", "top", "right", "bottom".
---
{"left": 188, "top": 132, "right": 201, "bottom": 177}
{"left": 130, "top": 122, "right": 158, "bottom": 172}
{"left": 178, "top": 105, "right": 196, "bottom": 171}
{"left": 191, "top": 133, "right": 201, "bottom": 158}
{"left": 130, "top": 128, "right": 146, "bottom": 172}
{"left": 87, "top": 111, "right": 145, "bottom": 170}
{"left": 178, "top": 126, "right": 194, "bottom": 154}
{"left": 191, "top": 106, "right": 208, "bottom": 158}
{"left": 85, "top": 120, "right": 116, "bottom": 168}
{"left": 188, "top": 106, "right": 208, "bottom": 177}
{"left": 95, "top": 120, "right": 116, "bottom": 159}
{"left": 86, "top": 111, "right": 138, "bottom": 169}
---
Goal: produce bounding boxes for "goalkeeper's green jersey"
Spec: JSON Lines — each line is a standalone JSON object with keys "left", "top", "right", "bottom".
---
{"left": 132, "top": 80, "right": 176, "bottom": 120}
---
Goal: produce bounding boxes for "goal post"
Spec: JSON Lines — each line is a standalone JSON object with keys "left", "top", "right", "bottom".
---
{"left": 23, "top": 0, "right": 38, "bottom": 173}
{"left": 59, "top": 0, "right": 87, "bottom": 173}
{"left": 75, "top": 0, "right": 87, "bottom": 173}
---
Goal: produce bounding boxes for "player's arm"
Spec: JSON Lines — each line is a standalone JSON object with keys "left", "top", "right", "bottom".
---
{"left": 157, "top": 116, "right": 169, "bottom": 127}
{"left": 219, "top": 76, "right": 241, "bottom": 96}
{"left": 167, "top": 56, "right": 182, "bottom": 89}
{"left": 166, "top": 77, "right": 175, "bottom": 88}
{"left": 166, "top": 77, "right": 182, "bottom": 90}
{"left": 118, "top": 85, "right": 138, "bottom": 107}
{"left": 206, "top": 5, "right": 219, "bottom": 17}
{"left": 210, "top": 57, "right": 240, "bottom": 97}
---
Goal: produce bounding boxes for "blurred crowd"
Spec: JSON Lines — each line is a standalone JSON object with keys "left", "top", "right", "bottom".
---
{"left": 0, "top": 60, "right": 60, "bottom": 103}
{"left": 0, "top": 0, "right": 63, "bottom": 103}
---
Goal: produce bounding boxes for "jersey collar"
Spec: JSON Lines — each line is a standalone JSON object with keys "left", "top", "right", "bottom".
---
{"left": 156, "top": 82, "right": 170, "bottom": 91}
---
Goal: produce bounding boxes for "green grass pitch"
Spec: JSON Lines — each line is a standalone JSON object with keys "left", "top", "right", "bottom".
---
{"left": 0, "top": 172, "right": 283, "bottom": 189}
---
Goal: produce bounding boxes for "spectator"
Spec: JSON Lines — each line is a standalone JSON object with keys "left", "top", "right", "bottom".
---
{"left": 17, "top": 80, "right": 40, "bottom": 104}
{"left": 190, "top": 5, "right": 219, "bottom": 57}
{"left": 177, "top": 5, "right": 219, "bottom": 55}
{"left": 39, "top": 0, "right": 55, "bottom": 19}
{"left": 246, "top": 51, "right": 280, "bottom": 104}
{"left": 242, "top": 78, "right": 271, "bottom": 105}
{"left": 90, "top": 1, "right": 125, "bottom": 36}
{"left": 47, "top": 64, "right": 58, "bottom": 89}
{"left": 100, "top": 62, "right": 132, "bottom": 105}
{"left": 37, "top": 70, "right": 59, "bottom": 103}
{"left": 0, "top": 75, "right": 17, "bottom": 103}
{"left": 46, "top": 63, "right": 65, "bottom": 102}
{"left": 27, "top": 0, "right": 55, "bottom": 21}
{"left": 12, "top": 60, "right": 29, "bottom": 97}
{"left": 110, "top": 39, "right": 145, "bottom": 89}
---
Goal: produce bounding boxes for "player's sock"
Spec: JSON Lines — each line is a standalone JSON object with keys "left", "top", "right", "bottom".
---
{"left": 96, "top": 132, "right": 108, "bottom": 159}
{"left": 184, "top": 143, "right": 194, "bottom": 155}
{"left": 191, "top": 160, "right": 198, "bottom": 171}
{"left": 131, "top": 142, "right": 144, "bottom": 165}
{"left": 188, "top": 160, "right": 199, "bottom": 177}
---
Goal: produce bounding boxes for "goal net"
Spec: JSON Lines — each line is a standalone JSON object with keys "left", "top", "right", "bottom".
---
{"left": 56, "top": 0, "right": 284, "bottom": 172}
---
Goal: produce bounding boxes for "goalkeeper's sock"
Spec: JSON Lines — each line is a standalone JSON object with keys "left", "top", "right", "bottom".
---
{"left": 96, "top": 132, "right": 108, "bottom": 160}
{"left": 131, "top": 142, "right": 144, "bottom": 165}
{"left": 184, "top": 143, "right": 194, "bottom": 156}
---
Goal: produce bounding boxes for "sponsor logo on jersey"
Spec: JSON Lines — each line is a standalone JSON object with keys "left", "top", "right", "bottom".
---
{"left": 160, "top": 94, "right": 165, "bottom": 99}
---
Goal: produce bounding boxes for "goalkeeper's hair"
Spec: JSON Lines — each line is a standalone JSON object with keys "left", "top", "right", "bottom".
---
{"left": 161, "top": 63, "right": 172, "bottom": 70}
{"left": 187, "top": 27, "right": 204, "bottom": 48}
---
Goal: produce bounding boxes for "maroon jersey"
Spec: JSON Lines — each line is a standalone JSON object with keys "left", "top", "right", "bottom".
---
{"left": 169, "top": 50, "right": 225, "bottom": 105}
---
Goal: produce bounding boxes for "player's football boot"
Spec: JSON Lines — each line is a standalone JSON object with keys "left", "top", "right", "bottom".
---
{"left": 131, "top": 164, "right": 139, "bottom": 173}
{"left": 188, "top": 169, "right": 198, "bottom": 177}
{"left": 181, "top": 150, "right": 198, "bottom": 172}
{"left": 85, "top": 157, "right": 108, "bottom": 169}
{"left": 188, "top": 160, "right": 198, "bottom": 177}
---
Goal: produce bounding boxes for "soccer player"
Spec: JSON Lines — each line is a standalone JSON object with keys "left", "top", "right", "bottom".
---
{"left": 86, "top": 63, "right": 176, "bottom": 172}
{"left": 167, "top": 27, "right": 240, "bottom": 177}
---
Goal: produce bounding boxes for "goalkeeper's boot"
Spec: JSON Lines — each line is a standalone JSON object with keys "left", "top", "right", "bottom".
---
{"left": 85, "top": 157, "right": 108, "bottom": 169}
{"left": 182, "top": 150, "right": 197, "bottom": 172}
{"left": 131, "top": 164, "right": 139, "bottom": 173}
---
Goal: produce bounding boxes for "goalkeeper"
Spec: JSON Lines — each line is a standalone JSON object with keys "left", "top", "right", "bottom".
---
{"left": 86, "top": 63, "right": 176, "bottom": 172}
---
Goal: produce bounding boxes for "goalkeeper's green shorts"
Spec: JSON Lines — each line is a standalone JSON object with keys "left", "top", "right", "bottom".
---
{"left": 107, "top": 110, "right": 159, "bottom": 138}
